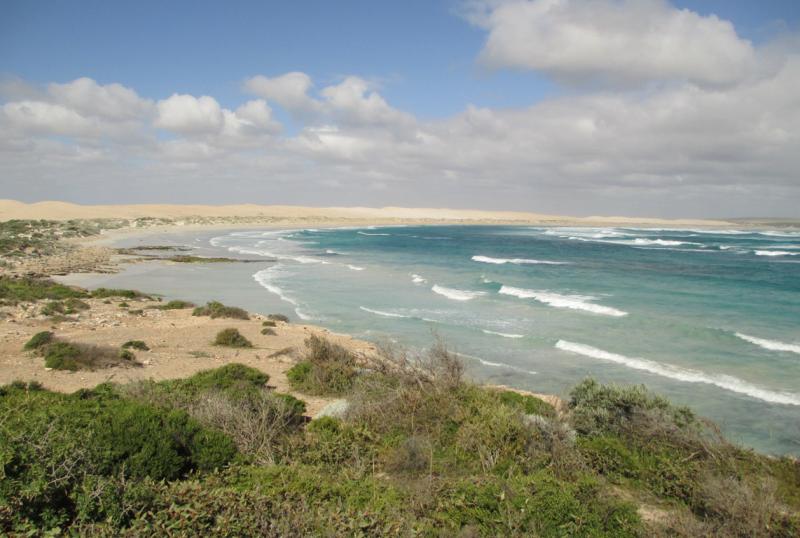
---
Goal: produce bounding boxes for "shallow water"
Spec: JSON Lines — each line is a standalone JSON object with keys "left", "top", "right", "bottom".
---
{"left": 67, "top": 225, "right": 800, "bottom": 455}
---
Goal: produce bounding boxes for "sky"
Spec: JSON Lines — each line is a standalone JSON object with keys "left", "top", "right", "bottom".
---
{"left": 1, "top": 0, "right": 799, "bottom": 218}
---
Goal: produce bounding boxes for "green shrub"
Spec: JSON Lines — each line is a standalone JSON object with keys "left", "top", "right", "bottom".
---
{"left": 267, "top": 313, "right": 289, "bottom": 322}
{"left": 0, "top": 387, "right": 237, "bottom": 529}
{"left": 213, "top": 328, "right": 252, "bottom": 348}
{"left": 158, "top": 299, "right": 195, "bottom": 310}
{"left": 261, "top": 320, "right": 276, "bottom": 327}
{"left": 44, "top": 342, "right": 84, "bottom": 370}
{"left": 118, "top": 349, "right": 136, "bottom": 361}
{"left": 118, "top": 301, "right": 129, "bottom": 308}
{"left": 91, "top": 288, "right": 148, "bottom": 299}
{"left": 569, "top": 378, "right": 696, "bottom": 437}
{"left": 261, "top": 327, "right": 276, "bottom": 335}
{"left": 24, "top": 330, "right": 54, "bottom": 350}
{"left": 496, "top": 389, "right": 556, "bottom": 418}
{"left": 193, "top": 301, "right": 249, "bottom": 320}
{"left": 43, "top": 340, "right": 139, "bottom": 371}
{"left": 41, "top": 297, "right": 90, "bottom": 317}
{"left": 128, "top": 308, "right": 144, "bottom": 316}
{"left": 0, "top": 276, "right": 88, "bottom": 304}
{"left": 122, "top": 340, "right": 149, "bottom": 351}
{"left": 286, "top": 335, "right": 358, "bottom": 395}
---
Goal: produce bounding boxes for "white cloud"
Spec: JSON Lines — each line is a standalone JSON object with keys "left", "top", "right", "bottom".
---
{"left": 48, "top": 77, "right": 153, "bottom": 120}
{"left": 469, "top": 0, "right": 757, "bottom": 86}
{"left": 155, "top": 94, "right": 224, "bottom": 134}
{"left": 1, "top": 48, "right": 799, "bottom": 216}
{"left": 244, "top": 72, "right": 321, "bottom": 114}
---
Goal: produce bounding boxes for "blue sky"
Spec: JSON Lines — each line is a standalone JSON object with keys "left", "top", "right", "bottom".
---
{"left": 3, "top": 0, "right": 796, "bottom": 115}
{"left": 1, "top": 1, "right": 799, "bottom": 216}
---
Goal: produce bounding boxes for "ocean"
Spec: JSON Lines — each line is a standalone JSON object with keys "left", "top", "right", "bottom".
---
{"left": 72, "top": 225, "right": 800, "bottom": 455}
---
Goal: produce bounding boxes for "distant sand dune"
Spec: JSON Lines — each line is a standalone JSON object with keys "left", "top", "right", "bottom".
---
{"left": 0, "top": 199, "right": 732, "bottom": 227}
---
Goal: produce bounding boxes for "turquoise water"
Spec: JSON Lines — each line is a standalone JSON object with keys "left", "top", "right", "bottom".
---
{"left": 77, "top": 225, "right": 800, "bottom": 455}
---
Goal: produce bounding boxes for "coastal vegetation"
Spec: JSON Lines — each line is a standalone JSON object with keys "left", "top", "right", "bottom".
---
{"left": 193, "top": 300, "right": 250, "bottom": 320}
{"left": 4, "top": 333, "right": 797, "bottom": 535}
{"left": 213, "top": 328, "right": 253, "bottom": 348}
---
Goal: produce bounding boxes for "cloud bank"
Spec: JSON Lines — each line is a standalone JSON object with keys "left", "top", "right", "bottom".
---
{"left": 1, "top": 0, "right": 798, "bottom": 217}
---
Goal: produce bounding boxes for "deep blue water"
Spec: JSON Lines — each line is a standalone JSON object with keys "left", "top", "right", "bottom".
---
{"left": 75, "top": 225, "right": 800, "bottom": 455}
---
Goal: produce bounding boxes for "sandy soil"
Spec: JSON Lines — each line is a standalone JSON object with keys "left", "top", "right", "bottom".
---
{"left": 0, "top": 199, "right": 733, "bottom": 227}
{"left": 0, "top": 296, "right": 376, "bottom": 416}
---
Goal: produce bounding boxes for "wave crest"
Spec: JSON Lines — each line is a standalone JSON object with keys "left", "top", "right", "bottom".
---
{"left": 556, "top": 340, "right": 800, "bottom": 406}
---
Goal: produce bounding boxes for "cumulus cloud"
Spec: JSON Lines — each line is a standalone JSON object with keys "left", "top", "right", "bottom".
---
{"left": 1, "top": 6, "right": 799, "bottom": 218}
{"left": 155, "top": 94, "right": 224, "bottom": 134}
{"left": 244, "top": 72, "right": 321, "bottom": 115}
{"left": 468, "top": 0, "right": 757, "bottom": 86}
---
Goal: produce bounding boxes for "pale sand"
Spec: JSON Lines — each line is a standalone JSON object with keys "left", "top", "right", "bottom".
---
{"left": 0, "top": 296, "right": 377, "bottom": 416}
{"left": 0, "top": 199, "right": 733, "bottom": 227}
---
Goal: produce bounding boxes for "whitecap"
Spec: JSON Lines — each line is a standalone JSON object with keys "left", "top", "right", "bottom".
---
{"left": 499, "top": 286, "right": 627, "bottom": 317}
{"left": 455, "top": 352, "right": 536, "bottom": 376}
{"left": 754, "top": 250, "right": 797, "bottom": 257}
{"left": 357, "top": 231, "right": 391, "bottom": 236}
{"left": 734, "top": 333, "right": 800, "bottom": 355}
{"left": 482, "top": 329, "right": 525, "bottom": 338}
{"left": 471, "top": 255, "right": 568, "bottom": 265}
{"left": 411, "top": 274, "right": 427, "bottom": 284}
{"left": 431, "top": 285, "right": 486, "bottom": 301}
{"left": 359, "top": 306, "right": 410, "bottom": 319}
{"left": 555, "top": 340, "right": 800, "bottom": 406}
{"left": 253, "top": 267, "right": 299, "bottom": 308}
{"left": 347, "top": 265, "right": 365, "bottom": 271}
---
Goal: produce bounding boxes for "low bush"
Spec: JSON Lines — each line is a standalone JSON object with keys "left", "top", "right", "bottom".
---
{"left": 91, "top": 288, "right": 148, "bottom": 299}
{"left": 41, "top": 297, "right": 90, "bottom": 317}
{"left": 213, "top": 328, "right": 252, "bottom": 348}
{"left": 0, "top": 386, "right": 236, "bottom": 530}
{"left": 41, "top": 340, "right": 140, "bottom": 371}
{"left": 286, "top": 335, "right": 358, "bottom": 395}
{"left": 496, "top": 388, "right": 556, "bottom": 418}
{"left": 0, "top": 276, "right": 87, "bottom": 304}
{"left": 267, "top": 313, "right": 289, "bottom": 322}
{"left": 157, "top": 299, "right": 195, "bottom": 310}
{"left": 261, "top": 327, "right": 276, "bottom": 335}
{"left": 262, "top": 320, "right": 276, "bottom": 327}
{"left": 192, "top": 301, "right": 249, "bottom": 320}
{"left": 23, "top": 330, "right": 54, "bottom": 350}
{"left": 122, "top": 340, "right": 149, "bottom": 351}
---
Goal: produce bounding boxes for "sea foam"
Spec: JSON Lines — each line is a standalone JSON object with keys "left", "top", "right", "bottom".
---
{"left": 432, "top": 285, "right": 486, "bottom": 301}
{"left": 735, "top": 333, "right": 800, "bottom": 355}
{"left": 360, "top": 306, "right": 410, "bottom": 319}
{"left": 482, "top": 329, "right": 525, "bottom": 338}
{"left": 471, "top": 255, "right": 568, "bottom": 265}
{"left": 555, "top": 340, "right": 800, "bottom": 406}
{"left": 252, "top": 267, "right": 311, "bottom": 319}
{"left": 499, "top": 286, "right": 627, "bottom": 317}
{"left": 754, "top": 250, "right": 797, "bottom": 257}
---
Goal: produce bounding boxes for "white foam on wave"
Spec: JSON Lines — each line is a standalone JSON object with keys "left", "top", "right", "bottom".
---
{"left": 347, "top": 264, "right": 365, "bottom": 271}
{"left": 499, "top": 286, "right": 627, "bottom": 317}
{"left": 482, "top": 329, "right": 525, "bottom": 338}
{"left": 455, "top": 352, "right": 536, "bottom": 376}
{"left": 432, "top": 285, "right": 486, "bottom": 301}
{"left": 735, "top": 333, "right": 800, "bottom": 355}
{"left": 359, "top": 306, "right": 410, "bottom": 319}
{"left": 471, "top": 255, "right": 568, "bottom": 265}
{"left": 411, "top": 274, "right": 427, "bottom": 284}
{"left": 568, "top": 236, "right": 701, "bottom": 248}
{"left": 252, "top": 267, "right": 311, "bottom": 320}
{"left": 357, "top": 231, "right": 391, "bottom": 236}
{"left": 555, "top": 340, "right": 800, "bottom": 406}
{"left": 759, "top": 231, "right": 800, "bottom": 237}
{"left": 755, "top": 250, "right": 797, "bottom": 257}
